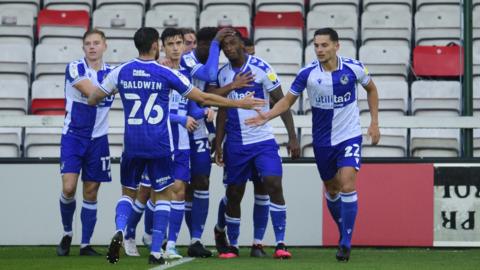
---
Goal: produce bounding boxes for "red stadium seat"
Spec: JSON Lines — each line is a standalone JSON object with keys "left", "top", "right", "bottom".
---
{"left": 37, "top": 9, "right": 89, "bottom": 37}
{"left": 31, "top": 99, "right": 65, "bottom": 115}
{"left": 413, "top": 44, "right": 464, "bottom": 77}
{"left": 254, "top": 11, "right": 304, "bottom": 29}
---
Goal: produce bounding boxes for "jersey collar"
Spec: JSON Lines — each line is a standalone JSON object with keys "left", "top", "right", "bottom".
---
{"left": 317, "top": 55, "right": 343, "bottom": 72}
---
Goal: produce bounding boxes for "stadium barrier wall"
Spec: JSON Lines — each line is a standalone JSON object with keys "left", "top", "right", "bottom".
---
{"left": 0, "top": 162, "right": 479, "bottom": 247}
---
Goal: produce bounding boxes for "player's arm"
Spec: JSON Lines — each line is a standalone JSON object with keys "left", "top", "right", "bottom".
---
{"left": 206, "top": 71, "right": 254, "bottom": 97}
{"left": 214, "top": 108, "right": 227, "bottom": 166}
{"left": 171, "top": 111, "right": 198, "bottom": 132}
{"left": 185, "top": 87, "right": 265, "bottom": 109}
{"left": 192, "top": 28, "right": 236, "bottom": 82}
{"left": 87, "top": 67, "right": 119, "bottom": 106}
{"left": 245, "top": 92, "right": 298, "bottom": 126}
{"left": 269, "top": 87, "right": 300, "bottom": 159}
{"left": 363, "top": 79, "right": 380, "bottom": 145}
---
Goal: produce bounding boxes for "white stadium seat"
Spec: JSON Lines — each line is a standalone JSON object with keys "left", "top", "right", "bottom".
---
{"left": 203, "top": 0, "right": 252, "bottom": 16}
{"left": 92, "top": 9, "right": 142, "bottom": 40}
{"left": 0, "top": 79, "right": 28, "bottom": 115}
{"left": 0, "top": 43, "right": 32, "bottom": 81}
{"left": 0, "top": 128, "right": 22, "bottom": 157}
{"left": 416, "top": 0, "right": 460, "bottom": 11}
{"left": 410, "top": 128, "right": 460, "bottom": 157}
{"left": 34, "top": 43, "right": 84, "bottom": 80}
{"left": 104, "top": 40, "right": 137, "bottom": 67}
{"left": 309, "top": 0, "right": 359, "bottom": 13}
{"left": 108, "top": 127, "right": 124, "bottom": 158}
{"left": 0, "top": 0, "right": 40, "bottom": 18}
{"left": 358, "top": 80, "right": 409, "bottom": 116}
{"left": 363, "top": 0, "right": 412, "bottom": 12}
{"left": 145, "top": 9, "right": 196, "bottom": 34}
{"left": 254, "top": 44, "right": 302, "bottom": 76}
{"left": 415, "top": 9, "right": 461, "bottom": 45}
{"left": 411, "top": 80, "right": 461, "bottom": 116}
{"left": 0, "top": 8, "right": 35, "bottom": 45}
{"left": 473, "top": 77, "right": 480, "bottom": 116}
{"left": 306, "top": 9, "right": 357, "bottom": 45}
{"left": 359, "top": 44, "right": 410, "bottom": 79}
{"left": 199, "top": 6, "right": 250, "bottom": 34}
{"left": 473, "top": 40, "right": 480, "bottom": 77}
{"left": 361, "top": 9, "right": 412, "bottom": 47}
{"left": 96, "top": 0, "right": 146, "bottom": 14}
{"left": 150, "top": 0, "right": 200, "bottom": 16}
{"left": 24, "top": 127, "right": 62, "bottom": 158}
{"left": 362, "top": 128, "right": 407, "bottom": 157}
{"left": 31, "top": 79, "right": 65, "bottom": 100}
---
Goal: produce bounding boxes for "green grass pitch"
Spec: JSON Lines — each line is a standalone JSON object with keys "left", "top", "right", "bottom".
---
{"left": 1, "top": 246, "right": 479, "bottom": 270}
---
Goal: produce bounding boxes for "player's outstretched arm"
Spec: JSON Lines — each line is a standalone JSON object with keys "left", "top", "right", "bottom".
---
{"left": 245, "top": 92, "right": 298, "bottom": 126}
{"left": 87, "top": 88, "right": 109, "bottom": 106}
{"left": 206, "top": 71, "right": 254, "bottom": 97}
{"left": 214, "top": 108, "right": 227, "bottom": 166}
{"left": 269, "top": 87, "right": 300, "bottom": 159}
{"left": 363, "top": 80, "right": 380, "bottom": 145}
{"left": 186, "top": 87, "right": 265, "bottom": 109}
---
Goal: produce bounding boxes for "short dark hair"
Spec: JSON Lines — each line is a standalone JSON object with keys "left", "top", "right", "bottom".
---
{"left": 83, "top": 28, "right": 106, "bottom": 41}
{"left": 161, "top": 28, "right": 184, "bottom": 45}
{"left": 180, "top": 27, "right": 196, "bottom": 36}
{"left": 242, "top": 37, "right": 253, "bottom": 47}
{"left": 134, "top": 27, "right": 159, "bottom": 54}
{"left": 196, "top": 27, "right": 218, "bottom": 43}
{"left": 314, "top": 28, "right": 339, "bottom": 42}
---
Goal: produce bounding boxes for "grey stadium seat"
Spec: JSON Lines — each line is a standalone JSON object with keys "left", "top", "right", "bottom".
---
{"left": 410, "top": 128, "right": 460, "bottom": 157}
{"left": 411, "top": 80, "right": 461, "bottom": 116}
{"left": 362, "top": 128, "right": 407, "bottom": 157}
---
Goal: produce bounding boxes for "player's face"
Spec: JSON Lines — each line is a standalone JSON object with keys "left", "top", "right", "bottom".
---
{"left": 222, "top": 35, "right": 244, "bottom": 61}
{"left": 82, "top": 33, "right": 107, "bottom": 62}
{"left": 196, "top": 40, "right": 211, "bottom": 64}
{"left": 313, "top": 34, "right": 339, "bottom": 64}
{"left": 184, "top": 33, "right": 197, "bottom": 53}
{"left": 163, "top": 35, "right": 184, "bottom": 62}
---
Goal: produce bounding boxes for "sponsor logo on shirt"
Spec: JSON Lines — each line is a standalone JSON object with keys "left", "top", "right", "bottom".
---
{"left": 315, "top": 92, "right": 352, "bottom": 107}
{"left": 133, "top": 69, "right": 151, "bottom": 77}
{"left": 228, "top": 90, "right": 255, "bottom": 100}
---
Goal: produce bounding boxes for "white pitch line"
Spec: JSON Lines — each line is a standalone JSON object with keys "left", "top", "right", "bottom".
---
{"left": 149, "top": 257, "right": 195, "bottom": 270}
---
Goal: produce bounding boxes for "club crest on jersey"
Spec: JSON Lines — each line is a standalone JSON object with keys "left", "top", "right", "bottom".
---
{"left": 184, "top": 55, "right": 196, "bottom": 68}
{"left": 69, "top": 63, "right": 79, "bottom": 79}
{"left": 340, "top": 74, "right": 349, "bottom": 85}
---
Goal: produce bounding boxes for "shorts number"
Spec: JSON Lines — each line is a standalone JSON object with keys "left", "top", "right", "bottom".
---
{"left": 195, "top": 140, "right": 206, "bottom": 153}
{"left": 344, "top": 143, "right": 360, "bottom": 158}
{"left": 101, "top": 156, "right": 111, "bottom": 171}
{"left": 125, "top": 93, "right": 164, "bottom": 125}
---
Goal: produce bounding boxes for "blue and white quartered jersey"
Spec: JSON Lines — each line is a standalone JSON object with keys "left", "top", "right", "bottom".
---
{"left": 217, "top": 55, "right": 279, "bottom": 145}
{"left": 180, "top": 51, "right": 209, "bottom": 140}
{"left": 100, "top": 58, "right": 193, "bottom": 158}
{"left": 63, "top": 58, "right": 114, "bottom": 138}
{"left": 169, "top": 67, "right": 191, "bottom": 151}
{"left": 290, "top": 56, "right": 371, "bottom": 146}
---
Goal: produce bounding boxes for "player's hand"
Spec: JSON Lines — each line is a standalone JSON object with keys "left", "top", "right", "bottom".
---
{"left": 215, "top": 28, "right": 236, "bottom": 42}
{"left": 237, "top": 92, "right": 266, "bottom": 110}
{"left": 185, "top": 116, "right": 199, "bottom": 132}
{"left": 244, "top": 108, "right": 269, "bottom": 126}
{"left": 367, "top": 122, "right": 380, "bottom": 145}
{"left": 215, "top": 146, "right": 224, "bottom": 166}
{"left": 204, "top": 108, "right": 215, "bottom": 122}
{"left": 231, "top": 71, "right": 255, "bottom": 90}
{"left": 158, "top": 57, "right": 174, "bottom": 68}
{"left": 287, "top": 137, "right": 301, "bottom": 159}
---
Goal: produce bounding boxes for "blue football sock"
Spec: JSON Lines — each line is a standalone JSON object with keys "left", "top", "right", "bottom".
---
{"left": 270, "top": 202, "right": 287, "bottom": 244}
{"left": 253, "top": 195, "right": 269, "bottom": 244}
{"left": 225, "top": 214, "right": 241, "bottom": 248}
{"left": 191, "top": 190, "right": 209, "bottom": 240}
{"left": 167, "top": 200, "right": 185, "bottom": 244}
{"left": 216, "top": 196, "right": 227, "bottom": 231}
{"left": 340, "top": 191, "right": 358, "bottom": 249}
{"left": 59, "top": 193, "right": 76, "bottom": 234}
{"left": 144, "top": 199, "right": 154, "bottom": 235}
{"left": 151, "top": 201, "right": 171, "bottom": 253}
{"left": 80, "top": 200, "right": 97, "bottom": 245}
{"left": 115, "top": 196, "right": 133, "bottom": 232}
{"left": 184, "top": 201, "right": 192, "bottom": 238}
{"left": 325, "top": 192, "right": 342, "bottom": 240}
{"left": 125, "top": 199, "right": 145, "bottom": 240}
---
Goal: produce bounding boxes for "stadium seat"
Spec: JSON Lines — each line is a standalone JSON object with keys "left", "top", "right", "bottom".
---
{"left": 474, "top": 40, "right": 480, "bottom": 76}
{"left": 92, "top": 9, "right": 142, "bottom": 40}
{"left": 361, "top": 9, "right": 412, "bottom": 47}
{"left": 474, "top": 128, "right": 480, "bottom": 157}
{"left": 145, "top": 9, "right": 196, "bottom": 34}
{"left": 0, "top": 0, "right": 40, "bottom": 18}
{"left": 0, "top": 8, "right": 35, "bottom": 45}
{"left": 203, "top": 0, "right": 252, "bottom": 16}
{"left": 363, "top": 0, "right": 412, "bottom": 12}
{"left": 199, "top": 6, "right": 251, "bottom": 35}
{"left": 0, "top": 43, "right": 32, "bottom": 81}
{"left": 413, "top": 45, "right": 463, "bottom": 77}
{"left": 31, "top": 79, "right": 65, "bottom": 115}
{"left": 359, "top": 44, "right": 410, "bottom": 80}
{"left": 309, "top": 0, "right": 359, "bottom": 13}
{"left": 306, "top": 9, "right": 357, "bottom": 46}
{"left": 96, "top": 0, "right": 146, "bottom": 15}
{"left": 109, "top": 94, "right": 124, "bottom": 119}
{"left": 474, "top": 7, "right": 480, "bottom": 41}
{"left": 256, "top": 0, "right": 305, "bottom": 14}
{"left": 255, "top": 44, "right": 302, "bottom": 76}
{"left": 362, "top": 128, "right": 407, "bottom": 157}
{"left": 150, "top": 0, "right": 200, "bottom": 16}
{"left": 357, "top": 80, "right": 409, "bottom": 116}
{"left": 44, "top": 0, "right": 93, "bottom": 13}
{"left": 471, "top": 77, "right": 480, "bottom": 116}
{"left": 416, "top": 0, "right": 460, "bottom": 11}
{"left": 415, "top": 9, "right": 461, "bottom": 45}
{"left": 304, "top": 43, "right": 356, "bottom": 64}
{"left": 34, "top": 43, "right": 84, "bottom": 80}
{"left": 24, "top": 127, "right": 62, "bottom": 158}
{"left": 254, "top": 11, "right": 304, "bottom": 47}
{"left": 300, "top": 128, "right": 313, "bottom": 157}
{"left": 411, "top": 80, "right": 461, "bottom": 116}
{"left": 278, "top": 74, "right": 301, "bottom": 113}
{"left": 108, "top": 126, "right": 124, "bottom": 158}
{"left": 410, "top": 128, "right": 460, "bottom": 157}
{"left": 0, "top": 128, "right": 22, "bottom": 157}
{"left": 37, "top": 9, "right": 89, "bottom": 44}
{"left": 0, "top": 79, "right": 28, "bottom": 115}
{"left": 104, "top": 40, "right": 137, "bottom": 67}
